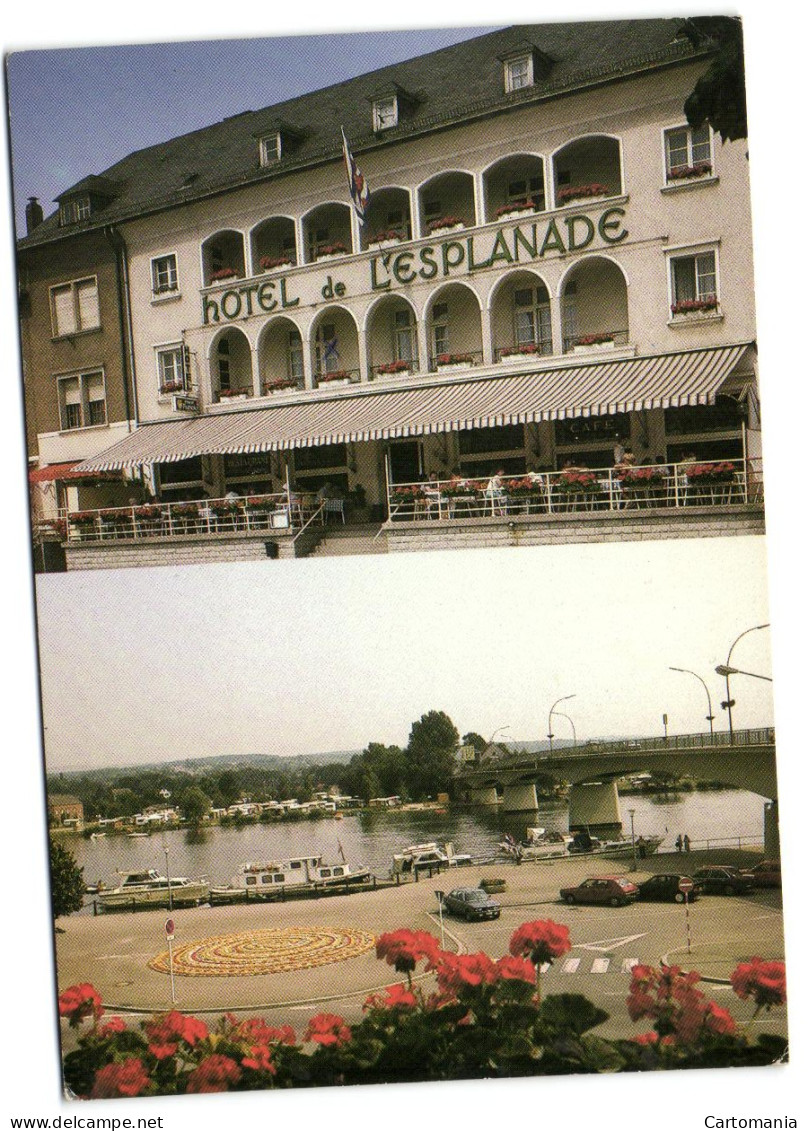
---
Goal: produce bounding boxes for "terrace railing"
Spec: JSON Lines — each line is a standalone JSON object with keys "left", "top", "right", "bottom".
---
{"left": 63, "top": 490, "right": 324, "bottom": 544}
{"left": 387, "top": 457, "right": 763, "bottom": 523}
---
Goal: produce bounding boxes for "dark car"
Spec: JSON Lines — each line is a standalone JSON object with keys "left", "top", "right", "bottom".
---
{"left": 636, "top": 873, "right": 701, "bottom": 903}
{"left": 692, "top": 866, "right": 755, "bottom": 895}
{"left": 742, "top": 860, "right": 781, "bottom": 889}
{"left": 560, "top": 875, "right": 638, "bottom": 906}
{"left": 440, "top": 887, "right": 501, "bottom": 921}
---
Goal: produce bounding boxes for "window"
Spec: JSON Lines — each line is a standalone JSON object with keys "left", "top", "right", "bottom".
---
{"left": 393, "top": 308, "right": 417, "bottom": 364}
{"left": 664, "top": 125, "right": 712, "bottom": 181}
{"left": 507, "top": 175, "right": 543, "bottom": 206}
{"left": 514, "top": 285, "right": 552, "bottom": 354}
{"left": 151, "top": 254, "right": 178, "bottom": 295}
{"left": 156, "top": 345, "right": 186, "bottom": 395}
{"left": 373, "top": 97, "right": 398, "bottom": 131}
{"left": 424, "top": 199, "right": 442, "bottom": 224}
{"left": 316, "top": 322, "right": 340, "bottom": 374}
{"left": 217, "top": 339, "right": 231, "bottom": 390}
{"left": 50, "top": 277, "right": 100, "bottom": 337}
{"left": 58, "top": 371, "right": 106, "bottom": 431}
{"left": 505, "top": 55, "right": 532, "bottom": 92}
{"left": 432, "top": 302, "right": 449, "bottom": 357}
{"left": 669, "top": 250, "right": 718, "bottom": 314}
{"left": 259, "top": 133, "right": 282, "bottom": 166}
{"left": 58, "top": 197, "right": 91, "bottom": 226}
{"left": 287, "top": 329, "right": 304, "bottom": 381}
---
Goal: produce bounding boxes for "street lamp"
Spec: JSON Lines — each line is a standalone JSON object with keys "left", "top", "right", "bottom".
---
{"left": 554, "top": 710, "right": 577, "bottom": 746}
{"left": 717, "top": 624, "right": 770, "bottom": 744}
{"left": 715, "top": 665, "right": 772, "bottom": 683}
{"left": 669, "top": 667, "right": 715, "bottom": 740}
{"left": 488, "top": 726, "right": 511, "bottom": 757}
{"left": 548, "top": 695, "right": 576, "bottom": 753}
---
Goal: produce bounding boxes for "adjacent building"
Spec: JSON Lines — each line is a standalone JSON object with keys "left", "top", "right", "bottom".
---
{"left": 16, "top": 20, "right": 763, "bottom": 569}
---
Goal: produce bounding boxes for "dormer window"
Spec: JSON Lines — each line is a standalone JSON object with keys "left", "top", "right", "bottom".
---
{"left": 259, "top": 132, "right": 282, "bottom": 166}
{"left": 505, "top": 54, "right": 533, "bottom": 92}
{"left": 373, "top": 96, "right": 398, "bottom": 132}
{"left": 58, "top": 197, "right": 91, "bottom": 226}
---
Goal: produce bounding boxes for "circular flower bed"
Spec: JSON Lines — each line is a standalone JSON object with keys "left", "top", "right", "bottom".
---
{"left": 148, "top": 926, "right": 375, "bottom": 978}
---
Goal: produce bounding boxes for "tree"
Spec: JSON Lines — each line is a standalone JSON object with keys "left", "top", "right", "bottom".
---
{"left": 49, "top": 839, "right": 85, "bottom": 921}
{"left": 680, "top": 17, "right": 747, "bottom": 142}
{"left": 217, "top": 770, "right": 241, "bottom": 807}
{"left": 178, "top": 786, "right": 211, "bottom": 826}
{"left": 461, "top": 732, "right": 487, "bottom": 755}
{"left": 406, "top": 711, "right": 460, "bottom": 799}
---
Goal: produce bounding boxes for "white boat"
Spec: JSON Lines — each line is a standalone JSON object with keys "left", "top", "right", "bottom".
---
{"left": 499, "top": 827, "right": 574, "bottom": 860}
{"left": 568, "top": 831, "right": 664, "bottom": 858}
{"left": 391, "top": 841, "right": 471, "bottom": 876}
{"left": 96, "top": 869, "right": 210, "bottom": 910}
{"left": 210, "top": 855, "right": 372, "bottom": 902}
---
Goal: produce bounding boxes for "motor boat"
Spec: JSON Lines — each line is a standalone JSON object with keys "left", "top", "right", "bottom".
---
{"left": 391, "top": 841, "right": 471, "bottom": 876}
{"left": 498, "top": 827, "right": 574, "bottom": 860}
{"left": 210, "top": 855, "right": 372, "bottom": 903}
{"left": 96, "top": 869, "right": 209, "bottom": 911}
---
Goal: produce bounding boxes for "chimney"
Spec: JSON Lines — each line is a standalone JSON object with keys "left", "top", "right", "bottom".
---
{"left": 25, "top": 197, "right": 44, "bottom": 234}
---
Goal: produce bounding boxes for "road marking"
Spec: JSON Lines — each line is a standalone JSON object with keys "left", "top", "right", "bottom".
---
{"left": 576, "top": 933, "right": 648, "bottom": 953}
{"left": 539, "top": 962, "right": 551, "bottom": 974}
{"left": 591, "top": 958, "right": 610, "bottom": 974}
{"left": 621, "top": 958, "right": 639, "bottom": 973}
{"left": 562, "top": 958, "right": 581, "bottom": 974}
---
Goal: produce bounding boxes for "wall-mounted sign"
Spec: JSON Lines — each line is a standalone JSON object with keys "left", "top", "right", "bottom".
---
{"left": 173, "top": 395, "right": 199, "bottom": 414}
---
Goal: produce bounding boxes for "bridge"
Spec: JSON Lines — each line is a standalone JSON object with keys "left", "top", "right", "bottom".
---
{"left": 455, "top": 728, "right": 778, "bottom": 852}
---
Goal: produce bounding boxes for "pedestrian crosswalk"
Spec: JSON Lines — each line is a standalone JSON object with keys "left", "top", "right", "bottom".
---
{"left": 545, "top": 955, "right": 640, "bottom": 976}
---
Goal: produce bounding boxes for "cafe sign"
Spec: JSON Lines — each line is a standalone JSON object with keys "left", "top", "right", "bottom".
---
{"left": 202, "top": 207, "right": 628, "bottom": 325}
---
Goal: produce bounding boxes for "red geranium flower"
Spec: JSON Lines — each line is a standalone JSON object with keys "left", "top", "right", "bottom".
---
{"left": 97, "top": 1017, "right": 127, "bottom": 1038}
{"left": 631, "top": 1031, "right": 660, "bottom": 1045}
{"left": 58, "top": 983, "right": 104, "bottom": 1027}
{"left": 495, "top": 955, "right": 537, "bottom": 983}
{"left": 144, "top": 1010, "right": 208, "bottom": 1059}
{"left": 703, "top": 1001, "right": 738, "bottom": 1036}
{"left": 186, "top": 1054, "right": 242, "bottom": 1093}
{"left": 304, "top": 1013, "right": 352, "bottom": 1047}
{"left": 234, "top": 1017, "right": 296, "bottom": 1046}
{"left": 364, "top": 982, "right": 419, "bottom": 1010}
{"left": 731, "top": 958, "right": 787, "bottom": 1009}
{"left": 241, "top": 1044, "right": 278, "bottom": 1074}
{"left": 509, "top": 920, "right": 571, "bottom": 966}
{"left": 376, "top": 929, "right": 441, "bottom": 973}
{"left": 434, "top": 952, "right": 499, "bottom": 995}
{"left": 90, "top": 1058, "right": 151, "bottom": 1099}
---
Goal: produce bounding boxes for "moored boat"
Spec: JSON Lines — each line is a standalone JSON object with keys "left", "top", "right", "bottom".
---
{"left": 209, "top": 855, "right": 372, "bottom": 903}
{"left": 96, "top": 869, "right": 210, "bottom": 911}
{"left": 498, "top": 828, "right": 574, "bottom": 860}
{"left": 568, "top": 831, "right": 664, "bottom": 858}
{"left": 391, "top": 841, "right": 472, "bottom": 876}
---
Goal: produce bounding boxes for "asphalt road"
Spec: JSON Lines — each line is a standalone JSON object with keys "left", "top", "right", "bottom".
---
{"left": 54, "top": 849, "right": 787, "bottom": 1042}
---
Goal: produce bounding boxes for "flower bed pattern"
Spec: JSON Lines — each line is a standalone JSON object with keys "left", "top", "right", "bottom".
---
{"left": 147, "top": 926, "right": 375, "bottom": 978}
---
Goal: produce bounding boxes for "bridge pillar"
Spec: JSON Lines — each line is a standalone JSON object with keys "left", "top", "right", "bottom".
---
{"left": 764, "top": 800, "right": 780, "bottom": 859}
{"left": 569, "top": 781, "right": 622, "bottom": 833}
{"left": 501, "top": 782, "right": 539, "bottom": 812}
{"left": 468, "top": 786, "right": 500, "bottom": 806}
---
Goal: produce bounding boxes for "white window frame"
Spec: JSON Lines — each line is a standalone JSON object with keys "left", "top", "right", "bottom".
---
{"left": 155, "top": 344, "right": 187, "bottom": 396}
{"left": 287, "top": 329, "right": 304, "bottom": 382}
{"left": 504, "top": 54, "right": 533, "bottom": 93}
{"left": 662, "top": 123, "right": 714, "bottom": 184}
{"left": 58, "top": 196, "right": 91, "bottom": 226}
{"left": 259, "top": 132, "right": 282, "bottom": 166}
{"left": 665, "top": 243, "right": 721, "bottom": 318}
{"left": 513, "top": 285, "right": 552, "bottom": 353}
{"left": 373, "top": 96, "right": 398, "bottom": 131}
{"left": 431, "top": 302, "right": 449, "bottom": 357}
{"left": 151, "top": 253, "right": 179, "bottom": 296}
{"left": 392, "top": 308, "right": 417, "bottom": 365}
{"left": 49, "top": 276, "right": 100, "bottom": 337}
{"left": 57, "top": 369, "right": 107, "bottom": 432}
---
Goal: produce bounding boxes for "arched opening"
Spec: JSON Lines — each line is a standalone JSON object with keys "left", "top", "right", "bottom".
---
{"left": 367, "top": 295, "right": 420, "bottom": 379}
{"left": 310, "top": 307, "right": 360, "bottom": 387}
{"left": 551, "top": 136, "right": 622, "bottom": 208}
{"left": 302, "top": 203, "right": 353, "bottom": 263}
{"left": 209, "top": 326, "right": 254, "bottom": 402}
{"left": 425, "top": 283, "right": 483, "bottom": 370}
{"left": 201, "top": 230, "right": 246, "bottom": 286}
{"left": 561, "top": 256, "right": 628, "bottom": 353}
{"left": 483, "top": 154, "right": 546, "bottom": 222}
{"left": 361, "top": 187, "right": 413, "bottom": 251}
{"left": 257, "top": 316, "right": 306, "bottom": 394}
{"left": 250, "top": 217, "right": 298, "bottom": 273}
{"left": 490, "top": 270, "right": 553, "bottom": 361}
{"left": 417, "top": 172, "right": 476, "bottom": 236}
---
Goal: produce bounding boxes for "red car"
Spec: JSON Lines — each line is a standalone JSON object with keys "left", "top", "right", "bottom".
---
{"left": 742, "top": 860, "right": 781, "bottom": 889}
{"left": 560, "top": 875, "right": 639, "bottom": 907}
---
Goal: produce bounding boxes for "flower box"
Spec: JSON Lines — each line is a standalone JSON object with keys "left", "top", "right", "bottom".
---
{"left": 668, "top": 163, "right": 712, "bottom": 182}
{"left": 571, "top": 335, "right": 615, "bottom": 353}
{"left": 500, "top": 343, "right": 543, "bottom": 362}
{"left": 318, "top": 371, "right": 353, "bottom": 387}
{"left": 259, "top": 256, "right": 294, "bottom": 272}
{"left": 556, "top": 183, "right": 610, "bottom": 207}
{"left": 368, "top": 230, "right": 405, "bottom": 249}
{"left": 316, "top": 244, "right": 349, "bottom": 261}
{"left": 263, "top": 381, "right": 298, "bottom": 395}
{"left": 670, "top": 298, "right": 720, "bottom": 319}
{"left": 218, "top": 390, "right": 249, "bottom": 401}
{"left": 479, "top": 878, "right": 507, "bottom": 894}
{"left": 429, "top": 222, "right": 464, "bottom": 236}
{"left": 435, "top": 353, "right": 474, "bottom": 371}
{"left": 495, "top": 199, "right": 537, "bottom": 222}
{"left": 209, "top": 269, "right": 240, "bottom": 284}
{"left": 375, "top": 360, "right": 413, "bottom": 378}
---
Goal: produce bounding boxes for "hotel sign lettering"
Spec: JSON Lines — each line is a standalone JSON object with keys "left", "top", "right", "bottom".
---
{"left": 202, "top": 207, "right": 628, "bottom": 324}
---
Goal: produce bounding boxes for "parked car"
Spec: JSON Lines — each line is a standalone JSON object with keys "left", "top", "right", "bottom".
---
{"left": 559, "top": 875, "right": 638, "bottom": 906}
{"left": 692, "top": 866, "right": 755, "bottom": 895}
{"left": 742, "top": 860, "right": 781, "bottom": 889}
{"left": 440, "top": 887, "right": 501, "bottom": 921}
{"left": 636, "top": 873, "right": 701, "bottom": 903}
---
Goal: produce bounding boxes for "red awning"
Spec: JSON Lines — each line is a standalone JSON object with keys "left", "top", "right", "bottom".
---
{"left": 28, "top": 461, "right": 120, "bottom": 483}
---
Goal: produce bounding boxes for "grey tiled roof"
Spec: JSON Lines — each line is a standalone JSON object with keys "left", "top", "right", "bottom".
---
{"left": 19, "top": 19, "right": 702, "bottom": 249}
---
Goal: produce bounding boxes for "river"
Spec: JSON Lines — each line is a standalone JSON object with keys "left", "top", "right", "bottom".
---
{"left": 70, "top": 788, "right": 765, "bottom": 902}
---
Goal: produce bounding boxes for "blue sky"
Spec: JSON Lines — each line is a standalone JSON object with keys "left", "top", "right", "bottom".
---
{"left": 6, "top": 26, "right": 496, "bottom": 233}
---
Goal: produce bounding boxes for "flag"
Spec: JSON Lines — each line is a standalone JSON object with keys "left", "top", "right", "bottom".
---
{"left": 341, "top": 127, "right": 369, "bottom": 226}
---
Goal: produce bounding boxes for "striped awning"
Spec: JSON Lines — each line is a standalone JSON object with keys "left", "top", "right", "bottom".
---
{"left": 75, "top": 343, "right": 753, "bottom": 471}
